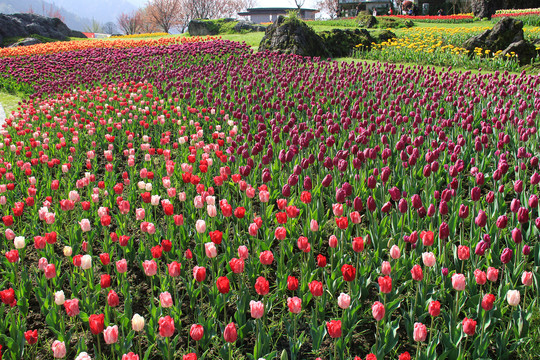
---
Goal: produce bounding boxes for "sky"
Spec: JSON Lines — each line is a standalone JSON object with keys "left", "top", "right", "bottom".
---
{"left": 127, "top": 0, "right": 319, "bottom": 10}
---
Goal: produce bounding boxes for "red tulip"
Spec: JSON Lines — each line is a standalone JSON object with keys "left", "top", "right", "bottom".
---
{"left": 287, "top": 276, "right": 299, "bottom": 291}
{"left": 89, "top": 314, "right": 105, "bottom": 335}
{"left": 341, "top": 264, "right": 356, "bottom": 281}
{"left": 411, "top": 264, "right": 423, "bottom": 281}
{"left": 428, "top": 301, "right": 440, "bottom": 317}
{"left": 326, "top": 320, "right": 342, "bottom": 338}
{"left": 255, "top": 276, "right": 269, "bottom": 295}
{"left": 190, "top": 324, "right": 204, "bottom": 341}
{"left": 223, "top": 322, "right": 237, "bottom": 343}
{"left": 308, "top": 280, "right": 323, "bottom": 296}
{"left": 24, "top": 329, "right": 38, "bottom": 345}
{"left": 158, "top": 316, "right": 175, "bottom": 337}
{"left": 378, "top": 276, "right": 392, "bottom": 293}
{"left": 462, "top": 317, "right": 477, "bottom": 336}
{"left": 216, "top": 276, "right": 230, "bottom": 294}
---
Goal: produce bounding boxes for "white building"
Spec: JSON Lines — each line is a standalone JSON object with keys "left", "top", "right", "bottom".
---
{"left": 238, "top": 7, "right": 319, "bottom": 24}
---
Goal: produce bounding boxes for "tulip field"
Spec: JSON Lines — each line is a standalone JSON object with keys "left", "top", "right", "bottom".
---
{"left": 0, "top": 34, "right": 539, "bottom": 360}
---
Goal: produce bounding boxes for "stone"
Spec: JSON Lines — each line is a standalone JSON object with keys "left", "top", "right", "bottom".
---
{"left": 372, "top": 30, "right": 397, "bottom": 43}
{"left": 0, "top": 13, "right": 82, "bottom": 46}
{"left": 501, "top": 40, "right": 537, "bottom": 65}
{"left": 188, "top": 20, "right": 219, "bottom": 36}
{"left": 472, "top": 0, "right": 496, "bottom": 20}
{"left": 463, "top": 17, "right": 525, "bottom": 52}
{"left": 233, "top": 21, "right": 266, "bottom": 33}
{"left": 463, "top": 18, "right": 539, "bottom": 66}
{"left": 357, "top": 14, "right": 377, "bottom": 28}
{"left": 319, "top": 29, "right": 375, "bottom": 57}
{"left": 259, "top": 16, "right": 330, "bottom": 58}
{"left": 8, "top": 37, "right": 42, "bottom": 47}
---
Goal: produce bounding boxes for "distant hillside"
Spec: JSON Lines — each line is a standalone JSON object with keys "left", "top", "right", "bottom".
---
{"left": 50, "top": 0, "right": 137, "bottom": 24}
{"left": 0, "top": 0, "right": 138, "bottom": 31}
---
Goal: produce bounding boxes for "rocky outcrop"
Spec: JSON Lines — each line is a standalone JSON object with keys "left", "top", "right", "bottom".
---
{"left": 320, "top": 29, "right": 376, "bottom": 57}
{"left": 372, "top": 30, "right": 397, "bottom": 44}
{"left": 188, "top": 20, "right": 219, "bottom": 36}
{"left": 0, "top": 13, "right": 85, "bottom": 46}
{"left": 463, "top": 17, "right": 536, "bottom": 64}
{"left": 259, "top": 16, "right": 330, "bottom": 58}
{"left": 357, "top": 14, "right": 377, "bottom": 28}
{"left": 8, "top": 37, "right": 42, "bottom": 47}
{"left": 233, "top": 21, "right": 266, "bottom": 33}
{"left": 500, "top": 40, "right": 537, "bottom": 63}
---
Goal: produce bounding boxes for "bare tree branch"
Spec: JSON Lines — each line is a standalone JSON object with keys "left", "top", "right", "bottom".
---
{"left": 117, "top": 11, "right": 143, "bottom": 35}
{"left": 146, "top": 0, "right": 183, "bottom": 33}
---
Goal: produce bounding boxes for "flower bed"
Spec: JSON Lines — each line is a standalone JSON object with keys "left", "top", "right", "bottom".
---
{"left": 0, "top": 39, "right": 538, "bottom": 360}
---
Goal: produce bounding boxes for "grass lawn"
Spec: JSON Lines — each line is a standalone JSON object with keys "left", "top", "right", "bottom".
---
{"left": 0, "top": 92, "right": 21, "bottom": 116}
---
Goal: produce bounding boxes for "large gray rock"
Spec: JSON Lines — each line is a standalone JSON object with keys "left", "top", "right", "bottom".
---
{"left": 472, "top": 0, "right": 496, "bottom": 19}
{"left": 8, "top": 37, "right": 42, "bottom": 47}
{"left": 463, "top": 17, "right": 525, "bottom": 52}
{"left": 0, "top": 13, "right": 83, "bottom": 46}
{"left": 357, "top": 14, "right": 377, "bottom": 28}
{"left": 233, "top": 21, "right": 265, "bottom": 33}
{"left": 188, "top": 20, "right": 219, "bottom": 36}
{"left": 259, "top": 16, "right": 330, "bottom": 58}
{"left": 319, "top": 29, "right": 376, "bottom": 57}
{"left": 463, "top": 18, "right": 537, "bottom": 65}
{"left": 501, "top": 40, "right": 537, "bottom": 65}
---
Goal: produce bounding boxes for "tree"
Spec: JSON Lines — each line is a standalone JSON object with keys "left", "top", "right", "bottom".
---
{"left": 103, "top": 22, "right": 117, "bottom": 34}
{"left": 138, "top": 7, "right": 161, "bottom": 33}
{"left": 146, "top": 0, "right": 183, "bottom": 33}
{"left": 84, "top": 18, "right": 103, "bottom": 33}
{"left": 117, "top": 11, "right": 142, "bottom": 35}
{"left": 41, "top": 3, "right": 65, "bottom": 22}
{"left": 187, "top": 0, "right": 220, "bottom": 19}
{"left": 187, "top": 0, "right": 255, "bottom": 20}
{"left": 316, "top": 0, "right": 339, "bottom": 19}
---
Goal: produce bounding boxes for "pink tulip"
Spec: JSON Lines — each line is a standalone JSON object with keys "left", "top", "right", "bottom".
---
{"left": 51, "top": 340, "right": 66, "bottom": 358}
{"left": 160, "top": 292, "right": 173, "bottom": 308}
{"left": 143, "top": 260, "right": 157, "bottom": 276}
{"left": 195, "top": 220, "right": 206, "bottom": 233}
{"left": 116, "top": 259, "right": 127, "bottom": 273}
{"left": 103, "top": 325, "right": 119, "bottom": 344}
{"left": 337, "top": 293, "right": 351, "bottom": 309}
{"left": 451, "top": 273, "right": 466, "bottom": 291}
{"left": 413, "top": 322, "right": 427, "bottom": 342}
{"left": 372, "top": 301, "right": 385, "bottom": 321}
{"left": 249, "top": 300, "right": 264, "bottom": 319}
{"left": 204, "top": 242, "right": 217, "bottom": 258}
{"left": 79, "top": 219, "right": 91, "bottom": 232}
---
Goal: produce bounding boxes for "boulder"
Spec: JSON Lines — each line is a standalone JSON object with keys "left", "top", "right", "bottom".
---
{"left": 319, "top": 29, "right": 375, "bottom": 57}
{"left": 188, "top": 20, "right": 219, "bottom": 36}
{"left": 463, "top": 17, "right": 539, "bottom": 65}
{"left": 0, "top": 13, "right": 77, "bottom": 45}
{"left": 501, "top": 40, "right": 537, "bottom": 65}
{"left": 8, "top": 37, "right": 42, "bottom": 47}
{"left": 259, "top": 16, "right": 330, "bottom": 58}
{"left": 233, "top": 21, "right": 266, "bottom": 33}
{"left": 472, "top": 0, "right": 496, "bottom": 20}
{"left": 463, "top": 17, "right": 525, "bottom": 52}
{"left": 372, "top": 30, "right": 397, "bottom": 43}
{"left": 357, "top": 14, "right": 377, "bottom": 28}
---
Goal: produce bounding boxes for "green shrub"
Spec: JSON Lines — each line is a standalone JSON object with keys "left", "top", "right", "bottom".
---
{"left": 2, "top": 33, "right": 62, "bottom": 47}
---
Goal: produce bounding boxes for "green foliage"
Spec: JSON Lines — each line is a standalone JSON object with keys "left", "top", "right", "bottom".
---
{"left": 377, "top": 17, "right": 414, "bottom": 29}
{"left": 492, "top": 14, "right": 540, "bottom": 27}
{"left": 286, "top": 10, "right": 300, "bottom": 21}
{"left": 0, "top": 75, "right": 34, "bottom": 96}
{"left": 306, "top": 19, "right": 358, "bottom": 28}
{"left": 2, "top": 33, "right": 63, "bottom": 47}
